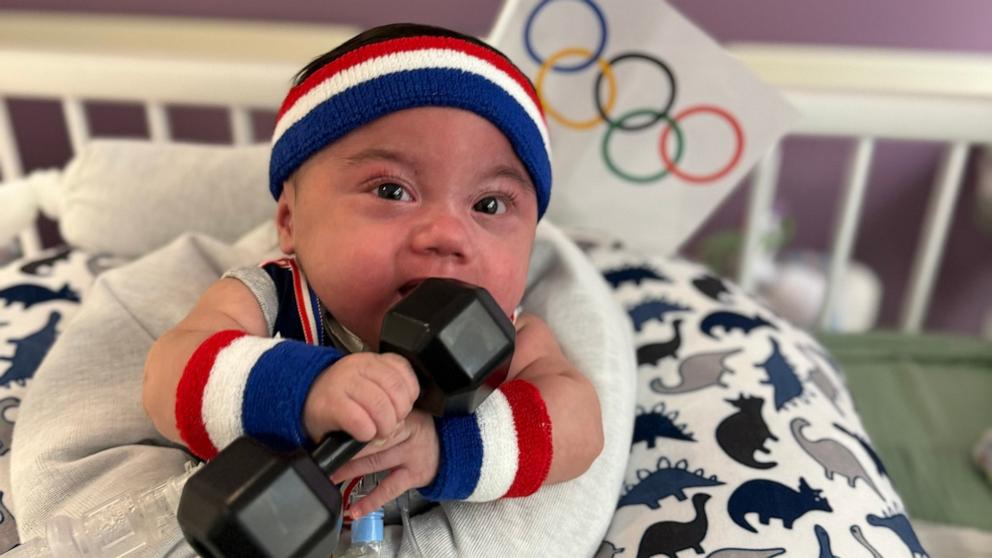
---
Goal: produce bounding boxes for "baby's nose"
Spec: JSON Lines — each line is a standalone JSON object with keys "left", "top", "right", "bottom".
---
{"left": 409, "top": 211, "right": 470, "bottom": 260}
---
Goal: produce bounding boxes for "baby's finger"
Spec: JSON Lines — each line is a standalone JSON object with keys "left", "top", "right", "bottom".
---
{"left": 352, "top": 421, "right": 412, "bottom": 459}
{"left": 368, "top": 354, "right": 419, "bottom": 417}
{"left": 350, "top": 468, "right": 417, "bottom": 519}
{"left": 346, "top": 381, "right": 400, "bottom": 439}
{"left": 330, "top": 441, "right": 408, "bottom": 484}
{"left": 311, "top": 394, "right": 377, "bottom": 443}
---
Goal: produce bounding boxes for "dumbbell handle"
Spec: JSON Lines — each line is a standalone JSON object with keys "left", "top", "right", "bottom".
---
{"left": 313, "top": 431, "right": 365, "bottom": 475}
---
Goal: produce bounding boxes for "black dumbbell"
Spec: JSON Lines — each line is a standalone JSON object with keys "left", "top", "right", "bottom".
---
{"left": 177, "top": 278, "right": 515, "bottom": 558}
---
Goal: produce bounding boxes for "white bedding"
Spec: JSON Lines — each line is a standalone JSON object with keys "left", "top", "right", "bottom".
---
{"left": 7, "top": 221, "right": 637, "bottom": 558}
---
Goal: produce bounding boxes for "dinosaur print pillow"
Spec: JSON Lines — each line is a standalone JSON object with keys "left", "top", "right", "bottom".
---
{"left": 585, "top": 244, "right": 929, "bottom": 558}
{"left": 0, "top": 246, "right": 111, "bottom": 553}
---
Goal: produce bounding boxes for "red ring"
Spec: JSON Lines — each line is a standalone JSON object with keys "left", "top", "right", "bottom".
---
{"left": 659, "top": 105, "right": 744, "bottom": 184}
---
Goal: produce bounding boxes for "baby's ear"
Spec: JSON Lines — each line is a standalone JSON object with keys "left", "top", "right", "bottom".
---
{"left": 275, "top": 181, "right": 296, "bottom": 254}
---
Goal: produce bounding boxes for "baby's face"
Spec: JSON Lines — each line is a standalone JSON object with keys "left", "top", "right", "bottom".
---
{"left": 276, "top": 106, "right": 539, "bottom": 349}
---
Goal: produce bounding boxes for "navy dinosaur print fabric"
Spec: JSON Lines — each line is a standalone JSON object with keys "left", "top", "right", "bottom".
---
{"left": 0, "top": 246, "right": 102, "bottom": 553}
{"left": 589, "top": 245, "right": 928, "bottom": 558}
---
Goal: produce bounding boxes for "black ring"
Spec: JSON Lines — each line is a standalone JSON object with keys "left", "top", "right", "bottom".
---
{"left": 593, "top": 52, "right": 676, "bottom": 132}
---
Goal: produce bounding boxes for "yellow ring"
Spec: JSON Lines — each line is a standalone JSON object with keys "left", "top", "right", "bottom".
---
{"left": 536, "top": 47, "right": 617, "bottom": 131}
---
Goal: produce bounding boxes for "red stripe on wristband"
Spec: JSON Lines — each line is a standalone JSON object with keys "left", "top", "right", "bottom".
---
{"left": 175, "top": 329, "right": 246, "bottom": 460}
{"left": 502, "top": 380, "right": 553, "bottom": 497}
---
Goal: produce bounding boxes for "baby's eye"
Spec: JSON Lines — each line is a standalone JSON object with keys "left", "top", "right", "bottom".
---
{"left": 473, "top": 196, "right": 507, "bottom": 215}
{"left": 376, "top": 182, "right": 411, "bottom": 201}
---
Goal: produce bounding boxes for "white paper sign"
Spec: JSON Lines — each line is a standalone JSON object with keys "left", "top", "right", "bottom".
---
{"left": 489, "top": 0, "right": 798, "bottom": 255}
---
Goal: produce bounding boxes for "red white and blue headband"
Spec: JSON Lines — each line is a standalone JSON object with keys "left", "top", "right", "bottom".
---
{"left": 269, "top": 35, "right": 553, "bottom": 219}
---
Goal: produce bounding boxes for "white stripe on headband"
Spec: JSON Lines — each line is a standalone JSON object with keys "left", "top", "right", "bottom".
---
{"left": 272, "top": 48, "right": 550, "bottom": 152}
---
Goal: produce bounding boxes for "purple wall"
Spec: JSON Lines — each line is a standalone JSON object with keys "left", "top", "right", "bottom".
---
{"left": 5, "top": 0, "right": 991, "bottom": 333}
{"left": 672, "top": 0, "right": 992, "bottom": 335}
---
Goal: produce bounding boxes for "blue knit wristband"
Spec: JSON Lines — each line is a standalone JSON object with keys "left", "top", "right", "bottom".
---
{"left": 418, "top": 414, "right": 484, "bottom": 501}
{"left": 241, "top": 340, "right": 344, "bottom": 451}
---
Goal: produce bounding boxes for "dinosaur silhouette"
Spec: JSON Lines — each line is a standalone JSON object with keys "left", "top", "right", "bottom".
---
{"left": 0, "top": 491, "right": 17, "bottom": 554}
{"left": 833, "top": 423, "right": 888, "bottom": 477}
{"left": 594, "top": 540, "right": 625, "bottom": 558}
{"left": 802, "top": 342, "right": 841, "bottom": 376}
{"left": 807, "top": 364, "right": 843, "bottom": 414}
{"left": 636, "top": 493, "right": 710, "bottom": 558}
{"left": 715, "top": 394, "right": 777, "bottom": 469}
{"left": 815, "top": 524, "right": 838, "bottom": 558}
{"left": 791, "top": 418, "right": 883, "bottom": 499}
{"left": 0, "top": 397, "right": 20, "bottom": 456}
{"left": 728, "top": 477, "right": 832, "bottom": 533}
{"left": 866, "top": 513, "right": 929, "bottom": 557}
{"left": 707, "top": 549, "right": 785, "bottom": 558}
{"left": 692, "top": 274, "right": 732, "bottom": 302}
{"left": 850, "top": 524, "right": 883, "bottom": 558}
{"left": 650, "top": 348, "right": 738, "bottom": 394}
{"left": 700, "top": 311, "right": 776, "bottom": 339}
{"left": 0, "top": 312, "right": 61, "bottom": 387}
{"left": 628, "top": 299, "right": 691, "bottom": 332}
{"left": 758, "top": 338, "right": 804, "bottom": 410}
{"left": 637, "top": 320, "right": 683, "bottom": 366}
{"left": 799, "top": 344, "right": 844, "bottom": 414}
{"left": 19, "top": 247, "right": 72, "bottom": 276}
{"left": 633, "top": 403, "right": 695, "bottom": 448}
{"left": 603, "top": 265, "right": 670, "bottom": 288}
{"left": 618, "top": 457, "right": 723, "bottom": 509}
{"left": 0, "top": 283, "right": 79, "bottom": 309}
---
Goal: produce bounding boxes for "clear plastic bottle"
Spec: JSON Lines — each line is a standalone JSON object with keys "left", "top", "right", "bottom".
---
{"left": 337, "top": 477, "right": 383, "bottom": 558}
{"left": 2, "top": 464, "right": 197, "bottom": 558}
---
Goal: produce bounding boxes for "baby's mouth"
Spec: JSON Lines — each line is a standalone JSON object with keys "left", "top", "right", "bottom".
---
{"left": 398, "top": 279, "right": 424, "bottom": 297}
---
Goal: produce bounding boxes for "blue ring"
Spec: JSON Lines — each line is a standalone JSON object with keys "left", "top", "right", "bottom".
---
{"left": 524, "top": 0, "right": 608, "bottom": 73}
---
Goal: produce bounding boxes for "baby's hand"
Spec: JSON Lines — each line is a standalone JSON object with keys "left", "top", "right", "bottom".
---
{"left": 303, "top": 352, "right": 420, "bottom": 444}
{"left": 330, "top": 409, "right": 439, "bottom": 518}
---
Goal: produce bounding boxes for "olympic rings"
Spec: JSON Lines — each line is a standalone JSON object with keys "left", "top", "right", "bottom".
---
{"left": 537, "top": 47, "right": 618, "bottom": 130}
{"left": 524, "top": 0, "right": 608, "bottom": 72}
{"left": 594, "top": 53, "right": 676, "bottom": 132}
{"left": 659, "top": 105, "right": 744, "bottom": 183}
{"left": 524, "top": 0, "right": 746, "bottom": 186}
{"left": 602, "top": 108, "right": 685, "bottom": 183}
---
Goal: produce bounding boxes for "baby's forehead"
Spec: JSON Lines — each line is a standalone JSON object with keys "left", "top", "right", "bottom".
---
{"left": 317, "top": 108, "right": 537, "bottom": 187}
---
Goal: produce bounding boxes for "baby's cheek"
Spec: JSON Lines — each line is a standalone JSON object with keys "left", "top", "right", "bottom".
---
{"left": 491, "top": 272, "right": 528, "bottom": 318}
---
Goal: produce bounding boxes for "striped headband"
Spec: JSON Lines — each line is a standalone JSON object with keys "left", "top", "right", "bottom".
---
{"left": 269, "top": 34, "right": 553, "bottom": 218}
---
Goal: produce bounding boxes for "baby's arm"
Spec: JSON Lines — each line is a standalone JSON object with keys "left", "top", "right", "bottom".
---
{"left": 505, "top": 312, "right": 604, "bottom": 483}
{"left": 142, "top": 277, "right": 419, "bottom": 455}
{"left": 143, "top": 277, "right": 268, "bottom": 444}
{"left": 334, "top": 311, "right": 604, "bottom": 516}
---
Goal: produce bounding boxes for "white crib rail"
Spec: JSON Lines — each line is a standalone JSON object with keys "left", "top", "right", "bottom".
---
{"left": 0, "top": 49, "right": 301, "bottom": 259}
{"left": 2, "top": 23, "right": 992, "bottom": 331}
{"left": 733, "top": 44, "right": 992, "bottom": 333}
{"left": 0, "top": 11, "right": 361, "bottom": 187}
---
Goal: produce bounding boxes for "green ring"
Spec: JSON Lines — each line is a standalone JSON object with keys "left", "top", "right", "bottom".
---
{"left": 601, "top": 108, "right": 684, "bottom": 184}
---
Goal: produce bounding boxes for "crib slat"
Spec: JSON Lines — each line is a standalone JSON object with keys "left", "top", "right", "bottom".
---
{"left": 738, "top": 145, "right": 782, "bottom": 292}
{"left": 0, "top": 98, "right": 23, "bottom": 179}
{"left": 61, "top": 97, "right": 89, "bottom": 154}
{"left": 229, "top": 107, "right": 253, "bottom": 145}
{"left": 0, "top": 97, "right": 42, "bottom": 256}
{"left": 900, "top": 141, "right": 970, "bottom": 333}
{"left": 145, "top": 101, "right": 171, "bottom": 141}
{"left": 817, "top": 137, "right": 875, "bottom": 330}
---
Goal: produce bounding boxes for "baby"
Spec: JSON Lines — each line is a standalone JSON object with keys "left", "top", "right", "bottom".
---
{"left": 142, "top": 23, "right": 603, "bottom": 519}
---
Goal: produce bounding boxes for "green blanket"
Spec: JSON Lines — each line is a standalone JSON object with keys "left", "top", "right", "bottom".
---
{"left": 820, "top": 331, "right": 992, "bottom": 531}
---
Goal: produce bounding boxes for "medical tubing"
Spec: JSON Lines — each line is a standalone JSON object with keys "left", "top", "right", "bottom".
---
{"left": 2, "top": 464, "right": 199, "bottom": 558}
{"left": 398, "top": 490, "right": 425, "bottom": 558}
